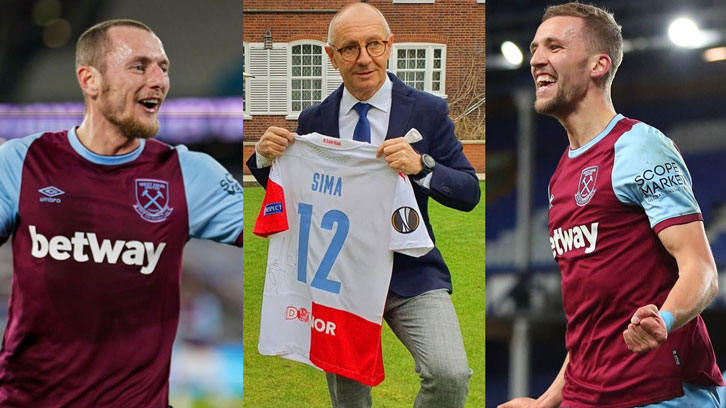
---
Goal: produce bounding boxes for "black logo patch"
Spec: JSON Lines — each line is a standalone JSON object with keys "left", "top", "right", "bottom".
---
{"left": 391, "top": 206, "right": 420, "bottom": 234}
{"left": 220, "top": 173, "right": 242, "bottom": 196}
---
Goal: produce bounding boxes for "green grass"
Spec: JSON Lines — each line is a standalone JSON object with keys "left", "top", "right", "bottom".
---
{"left": 243, "top": 183, "right": 485, "bottom": 407}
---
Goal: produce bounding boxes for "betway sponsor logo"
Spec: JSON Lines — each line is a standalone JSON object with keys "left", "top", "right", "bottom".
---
{"left": 286, "top": 306, "right": 336, "bottom": 336}
{"left": 549, "top": 222, "right": 599, "bottom": 258}
{"left": 29, "top": 226, "right": 166, "bottom": 275}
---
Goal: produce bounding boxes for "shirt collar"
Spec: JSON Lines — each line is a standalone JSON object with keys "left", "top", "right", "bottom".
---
{"left": 341, "top": 74, "right": 392, "bottom": 115}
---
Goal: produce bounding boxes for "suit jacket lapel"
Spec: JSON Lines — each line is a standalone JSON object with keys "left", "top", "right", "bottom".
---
{"left": 386, "top": 73, "right": 416, "bottom": 140}
{"left": 318, "top": 85, "right": 343, "bottom": 138}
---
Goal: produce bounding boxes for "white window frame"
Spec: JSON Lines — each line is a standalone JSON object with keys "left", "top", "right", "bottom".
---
{"left": 246, "top": 42, "right": 289, "bottom": 116}
{"left": 242, "top": 42, "right": 251, "bottom": 119}
{"left": 286, "top": 40, "right": 342, "bottom": 120}
{"left": 390, "top": 43, "right": 447, "bottom": 98}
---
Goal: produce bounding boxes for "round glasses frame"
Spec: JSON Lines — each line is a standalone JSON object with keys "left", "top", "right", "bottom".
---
{"left": 335, "top": 40, "right": 389, "bottom": 62}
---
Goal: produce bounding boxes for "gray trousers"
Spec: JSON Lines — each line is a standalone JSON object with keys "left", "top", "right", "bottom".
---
{"left": 326, "top": 289, "right": 471, "bottom": 408}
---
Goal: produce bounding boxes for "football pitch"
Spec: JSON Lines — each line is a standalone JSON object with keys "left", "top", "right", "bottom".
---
{"left": 243, "top": 183, "right": 485, "bottom": 407}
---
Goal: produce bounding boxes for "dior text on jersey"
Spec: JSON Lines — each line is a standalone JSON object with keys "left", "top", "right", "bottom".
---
{"left": 29, "top": 226, "right": 166, "bottom": 275}
{"left": 550, "top": 222, "right": 599, "bottom": 258}
{"left": 286, "top": 306, "right": 337, "bottom": 336}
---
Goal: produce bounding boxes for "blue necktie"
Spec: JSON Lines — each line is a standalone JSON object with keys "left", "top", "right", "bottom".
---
{"left": 353, "top": 102, "right": 371, "bottom": 143}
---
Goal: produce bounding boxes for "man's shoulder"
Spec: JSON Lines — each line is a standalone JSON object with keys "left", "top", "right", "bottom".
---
{"left": 0, "top": 132, "right": 55, "bottom": 160}
{"left": 614, "top": 117, "right": 673, "bottom": 152}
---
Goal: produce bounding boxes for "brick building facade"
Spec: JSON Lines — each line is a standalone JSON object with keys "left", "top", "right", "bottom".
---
{"left": 242, "top": 0, "right": 485, "bottom": 172}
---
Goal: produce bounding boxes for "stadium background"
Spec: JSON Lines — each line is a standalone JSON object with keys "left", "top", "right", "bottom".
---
{"left": 0, "top": 1, "right": 243, "bottom": 406}
{"left": 486, "top": 0, "right": 726, "bottom": 406}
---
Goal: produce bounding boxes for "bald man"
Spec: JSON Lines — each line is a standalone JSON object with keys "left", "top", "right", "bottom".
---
{"left": 247, "top": 3, "right": 480, "bottom": 408}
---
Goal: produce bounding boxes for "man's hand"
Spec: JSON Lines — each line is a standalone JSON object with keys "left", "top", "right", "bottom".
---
{"left": 498, "top": 397, "right": 540, "bottom": 408}
{"left": 375, "top": 137, "right": 423, "bottom": 175}
{"left": 257, "top": 126, "right": 295, "bottom": 159}
{"left": 622, "top": 304, "right": 668, "bottom": 353}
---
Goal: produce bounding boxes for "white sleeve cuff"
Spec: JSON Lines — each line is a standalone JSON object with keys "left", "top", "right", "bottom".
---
{"left": 255, "top": 143, "right": 274, "bottom": 168}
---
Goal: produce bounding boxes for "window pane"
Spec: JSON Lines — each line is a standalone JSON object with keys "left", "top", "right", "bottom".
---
{"left": 292, "top": 66, "right": 301, "bottom": 76}
{"left": 417, "top": 49, "right": 425, "bottom": 59}
{"left": 433, "top": 71, "right": 440, "bottom": 81}
{"left": 303, "top": 56, "right": 311, "bottom": 66}
{"left": 314, "top": 90, "right": 321, "bottom": 100}
{"left": 434, "top": 48, "right": 441, "bottom": 59}
{"left": 303, "top": 44, "right": 311, "bottom": 54}
{"left": 407, "top": 49, "right": 416, "bottom": 59}
{"left": 415, "top": 72, "right": 424, "bottom": 81}
{"left": 303, "top": 90, "right": 311, "bottom": 100}
{"left": 417, "top": 59, "right": 425, "bottom": 69}
{"left": 293, "top": 102, "right": 301, "bottom": 111}
{"left": 415, "top": 81, "right": 424, "bottom": 90}
{"left": 303, "top": 66, "right": 311, "bottom": 76}
{"left": 397, "top": 59, "right": 405, "bottom": 69}
{"left": 314, "top": 79, "right": 322, "bottom": 89}
{"left": 398, "top": 49, "right": 405, "bottom": 58}
{"left": 312, "top": 45, "right": 322, "bottom": 53}
{"left": 432, "top": 82, "right": 440, "bottom": 91}
{"left": 292, "top": 90, "right": 301, "bottom": 100}
{"left": 313, "top": 66, "right": 322, "bottom": 76}
{"left": 293, "top": 45, "right": 301, "bottom": 53}
{"left": 314, "top": 55, "right": 322, "bottom": 65}
{"left": 292, "top": 55, "right": 301, "bottom": 65}
{"left": 434, "top": 59, "right": 441, "bottom": 69}
{"left": 407, "top": 59, "right": 415, "bottom": 69}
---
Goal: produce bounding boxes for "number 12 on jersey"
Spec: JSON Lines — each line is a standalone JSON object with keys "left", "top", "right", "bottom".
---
{"left": 297, "top": 203, "right": 349, "bottom": 294}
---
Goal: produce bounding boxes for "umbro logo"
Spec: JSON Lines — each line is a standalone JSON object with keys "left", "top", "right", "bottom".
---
{"left": 38, "top": 186, "right": 64, "bottom": 203}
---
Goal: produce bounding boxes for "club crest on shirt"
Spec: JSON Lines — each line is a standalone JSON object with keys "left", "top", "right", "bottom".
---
{"left": 391, "top": 206, "right": 420, "bottom": 234}
{"left": 575, "top": 166, "right": 598, "bottom": 206}
{"left": 133, "top": 179, "right": 174, "bottom": 223}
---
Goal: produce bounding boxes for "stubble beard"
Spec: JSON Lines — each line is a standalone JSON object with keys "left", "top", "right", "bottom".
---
{"left": 99, "top": 83, "right": 159, "bottom": 140}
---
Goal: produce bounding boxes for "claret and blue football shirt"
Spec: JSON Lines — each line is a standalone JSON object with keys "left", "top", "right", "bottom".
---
{"left": 548, "top": 114, "right": 722, "bottom": 408}
{"left": 0, "top": 128, "right": 243, "bottom": 407}
{"left": 254, "top": 133, "right": 433, "bottom": 386}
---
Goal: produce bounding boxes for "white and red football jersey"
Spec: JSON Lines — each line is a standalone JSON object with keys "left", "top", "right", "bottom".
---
{"left": 254, "top": 133, "right": 433, "bottom": 386}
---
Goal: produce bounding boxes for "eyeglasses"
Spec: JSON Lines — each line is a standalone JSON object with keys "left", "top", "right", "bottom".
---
{"left": 335, "top": 40, "right": 389, "bottom": 62}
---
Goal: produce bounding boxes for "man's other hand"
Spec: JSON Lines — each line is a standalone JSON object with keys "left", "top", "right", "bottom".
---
{"left": 376, "top": 137, "right": 423, "bottom": 175}
{"left": 622, "top": 304, "right": 668, "bottom": 353}
{"left": 257, "top": 127, "right": 295, "bottom": 159}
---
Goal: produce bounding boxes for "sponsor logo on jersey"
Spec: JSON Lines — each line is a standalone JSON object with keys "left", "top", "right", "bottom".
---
{"left": 285, "top": 306, "right": 336, "bottom": 336}
{"left": 575, "top": 166, "right": 598, "bottom": 206}
{"left": 391, "top": 206, "right": 420, "bottom": 234}
{"left": 634, "top": 162, "right": 687, "bottom": 200}
{"left": 322, "top": 137, "right": 342, "bottom": 146}
{"left": 264, "top": 202, "right": 283, "bottom": 215}
{"left": 220, "top": 173, "right": 243, "bottom": 196}
{"left": 133, "top": 179, "right": 173, "bottom": 223}
{"left": 549, "top": 222, "right": 599, "bottom": 257}
{"left": 38, "top": 186, "right": 65, "bottom": 203}
{"left": 28, "top": 225, "right": 166, "bottom": 275}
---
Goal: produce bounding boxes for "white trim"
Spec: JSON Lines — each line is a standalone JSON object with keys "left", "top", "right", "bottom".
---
{"left": 287, "top": 39, "right": 342, "bottom": 117}
{"left": 242, "top": 42, "right": 251, "bottom": 119}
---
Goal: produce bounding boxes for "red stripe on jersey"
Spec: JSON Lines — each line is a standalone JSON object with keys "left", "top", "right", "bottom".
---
{"left": 254, "top": 179, "right": 289, "bottom": 238}
{"left": 308, "top": 302, "right": 384, "bottom": 386}
{"left": 653, "top": 213, "right": 703, "bottom": 234}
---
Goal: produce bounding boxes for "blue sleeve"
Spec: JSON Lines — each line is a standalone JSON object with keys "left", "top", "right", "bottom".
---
{"left": 177, "top": 146, "right": 243, "bottom": 246}
{"left": 0, "top": 134, "right": 43, "bottom": 244}
{"left": 612, "top": 122, "right": 700, "bottom": 228}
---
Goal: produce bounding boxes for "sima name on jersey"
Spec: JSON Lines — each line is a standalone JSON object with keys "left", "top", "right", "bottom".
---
{"left": 312, "top": 172, "right": 342, "bottom": 197}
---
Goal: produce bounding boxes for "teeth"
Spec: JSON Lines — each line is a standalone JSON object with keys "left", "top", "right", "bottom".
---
{"left": 536, "top": 74, "right": 556, "bottom": 88}
{"left": 139, "top": 99, "right": 160, "bottom": 109}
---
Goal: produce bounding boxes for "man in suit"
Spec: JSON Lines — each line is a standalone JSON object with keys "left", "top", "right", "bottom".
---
{"left": 247, "top": 3, "right": 480, "bottom": 407}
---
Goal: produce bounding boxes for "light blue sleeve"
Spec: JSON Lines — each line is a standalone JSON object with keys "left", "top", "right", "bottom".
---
{"left": 612, "top": 122, "right": 700, "bottom": 228}
{"left": 176, "top": 146, "right": 243, "bottom": 246}
{"left": 0, "top": 133, "right": 43, "bottom": 244}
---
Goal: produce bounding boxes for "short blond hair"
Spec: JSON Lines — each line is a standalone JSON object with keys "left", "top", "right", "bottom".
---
{"left": 76, "top": 19, "right": 154, "bottom": 72}
{"left": 543, "top": 2, "right": 623, "bottom": 89}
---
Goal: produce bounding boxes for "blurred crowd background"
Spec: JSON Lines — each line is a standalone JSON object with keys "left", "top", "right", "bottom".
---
{"left": 486, "top": 0, "right": 726, "bottom": 406}
{"left": 1, "top": 0, "right": 243, "bottom": 406}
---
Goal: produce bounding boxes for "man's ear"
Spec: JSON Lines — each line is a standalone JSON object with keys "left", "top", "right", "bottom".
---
{"left": 77, "top": 65, "right": 101, "bottom": 99}
{"left": 590, "top": 53, "right": 611, "bottom": 81}
{"left": 325, "top": 45, "right": 338, "bottom": 70}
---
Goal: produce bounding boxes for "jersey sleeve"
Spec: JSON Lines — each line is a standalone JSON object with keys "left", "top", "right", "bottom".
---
{"left": 389, "top": 172, "right": 433, "bottom": 257}
{"left": 0, "top": 134, "right": 42, "bottom": 245}
{"left": 612, "top": 123, "right": 701, "bottom": 233}
{"left": 176, "top": 146, "right": 243, "bottom": 246}
{"left": 253, "top": 161, "right": 289, "bottom": 238}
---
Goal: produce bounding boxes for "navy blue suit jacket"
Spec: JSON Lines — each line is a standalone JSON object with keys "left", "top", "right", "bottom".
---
{"left": 247, "top": 72, "right": 480, "bottom": 296}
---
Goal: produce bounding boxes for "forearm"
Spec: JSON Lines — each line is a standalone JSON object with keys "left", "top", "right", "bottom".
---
{"left": 536, "top": 353, "right": 568, "bottom": 407}
{"left": 660, "top": 257, "right": 718, "bottom": 331}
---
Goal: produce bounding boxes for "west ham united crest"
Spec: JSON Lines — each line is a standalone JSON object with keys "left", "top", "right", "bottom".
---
{"left": 133, "top": 179, "right": 174, "bottom": 222}
{"left": 391, "top": 206, "right": 420, "bottom": 234}
{"left": 575, "top": 166, "right": 598, "bottom": 206}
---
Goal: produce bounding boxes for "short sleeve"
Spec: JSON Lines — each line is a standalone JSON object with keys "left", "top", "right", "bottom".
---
{"left": 177, "top": 146, "right": 243, "bottom": 246}
{"left": 389, "top": 172, "right": 433, "bottom": 257}
{"left": 0, "top": 134, "right": 42, "bottom": 245}
{"left": 253, "top": 162, "right": 289, "bottom": 238}
{"left": 612, "top": 123, "right": 700, "bottom": 232}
